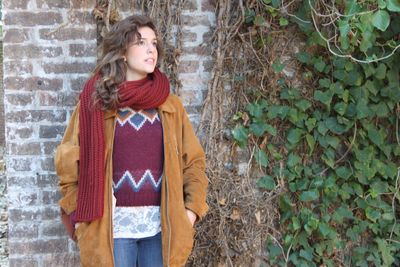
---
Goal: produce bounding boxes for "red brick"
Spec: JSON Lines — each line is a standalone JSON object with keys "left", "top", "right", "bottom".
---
{"left": 9, "top": 258, "right": 38, "bottom": 267}
{"left": 6, "top": 110, "right": 67, "bottom": 123}
{"left": 4, "top": 45, "right": 62, "bottom": 59}
{"left": 71, "top": 76, "right": 89, "bottom": 91}
{"left": 39, "top": 126, "right": 66, "bottom": 139}
{"left": 182, "top": 14, "right": 212, "bottom": 27}
{"left": 7, "top": 158, "right": 33, "bottom": 171}
{"left": 7, "top": 176, "right": 36, "bottom": 188}
{"left": 41, "top": 157, "right": 55, "bottom": 171}
{"left": 9, "top": 223, "right": 39, "bottom": 238}
{"left": 69, "top": 43, "right": 97, "bottom": 57}
{"left": 42, "top": 207, "right": 60, "bottom": 220}
{"left": 39, "top": 28, "right": 96, "bottom": 41}
{"left": 3, "top": 29, "right": 30, "bottom": 43}
{"left": 182, "top": 30, "right": 198, "bottom": 43}
{"left": 36, "top": 0, "right": 70, "bottom": 8}
{"left": 8, "top": 208, "right": 41, "bottom": 223}
{"left": 42, "top": 253, "right": 80, "bottom": 267}
{"left": 41, "top": 222, "right": 65, "bottom": 237}
{"left": 183, "top": 45, "right": 212, "bottom": 56}
{"left": 42, "top": 191, "right": 62, "bottom": 205}
{"left": 71, "top": 0, "right": 96, "bottom": 8}
{"left": 203, "top": 60, "right": 215, "bottom": 72}
{"left": 178, "top": 60, "right": 199, "bottom": 73}
{"left": 9, "top": 239, "right": 68, "bottom": 254}
{"left": 6, "top": 126, "right": 34, "bottom": 140}
{"left": 8, "top": 188, "right": 38, "bottom": 205}
{"left": 4, "top": 11, "right": 63, "bottom": 26}
{"left": 42, "top": 62, "right": 95, "bottom": 74}
{"left": 3, "top": 0, "right": 30, "bottom": 9}
{"left": 4, "top": 61, "right": 33, "bottom": 75}
{"left": 183, "top": 0, "right": 198, "bottom": 11}
{"left": 37, "top": 91, "right": 58, "bottom": 106}
{"left": 4, "top": 77, "right": 63, "bottom": 91}
{"left": 36, "top": 174, "right": 59, "bottom": 187}
{"left": 42, "top": 141, "right": 60, "bottom": 154}
{"left": 8, "top": 142, "right": 41, "bottom": 155}
{"left": 72, "top": 11, "right": 96, "bottom": 25}
{"left": 5, "top": 93, "right": 34, "bottom": 106}
{"left": 58, "top": 91, "right": 80, "bottom": 106}
{"left": 202, "top": 0, "right": 216, "bottom": 12}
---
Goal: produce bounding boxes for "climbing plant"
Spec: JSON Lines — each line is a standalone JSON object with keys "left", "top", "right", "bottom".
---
{"left": 232, "top": 0, "right": 400, "bottom": 266}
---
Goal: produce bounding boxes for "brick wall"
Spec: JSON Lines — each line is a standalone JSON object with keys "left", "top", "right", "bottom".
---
{"left": 3, "top": 0, "right": 214, "bottom": 266}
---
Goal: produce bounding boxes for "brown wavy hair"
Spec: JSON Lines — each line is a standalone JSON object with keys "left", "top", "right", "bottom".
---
{"left": 93, "top": 15, "right": 163, "bottom": 110}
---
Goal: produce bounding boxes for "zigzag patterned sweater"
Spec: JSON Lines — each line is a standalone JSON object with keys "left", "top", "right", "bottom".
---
{"left": 112, "top": 107, "right": 163, "bottom": 238}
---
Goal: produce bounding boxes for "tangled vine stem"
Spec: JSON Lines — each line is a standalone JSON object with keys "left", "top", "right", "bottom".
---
{"left": 279, "top": 0, "right": 400, "bottom": 63}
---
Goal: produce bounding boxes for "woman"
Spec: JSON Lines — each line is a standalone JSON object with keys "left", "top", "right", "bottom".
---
{"left": 55, "top": 15, "right": 208, "bottom": 267}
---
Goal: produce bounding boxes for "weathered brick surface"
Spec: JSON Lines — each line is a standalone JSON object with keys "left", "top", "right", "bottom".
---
{"left": 3, "top": 29, "right": 30, "bottom": 43}
{"left": 3, "top": 0, "right": 214, "bottom": 266}
{"left": 4, "top": 45, "right": 63, "bottom": 59}
{"left": 4, "top": 77, "right": 63, "bottom": 91}
{"left": 39, "top": 28, "right": 97, "bottom": 41}
{"left": 9, "top": 258, "right": 39, "bottom": 267}
{"left": 4, "top": 12, "right": 63, "bottom": 26}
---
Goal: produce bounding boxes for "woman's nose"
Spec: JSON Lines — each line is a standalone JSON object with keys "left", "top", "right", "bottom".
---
{"left": 147, "top": 44, "right": 155, "bottom": 53}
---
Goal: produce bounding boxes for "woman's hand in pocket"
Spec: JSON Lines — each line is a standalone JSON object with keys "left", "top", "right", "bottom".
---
{"left": 185, "top": 209, "right": 197, "bottom": 227}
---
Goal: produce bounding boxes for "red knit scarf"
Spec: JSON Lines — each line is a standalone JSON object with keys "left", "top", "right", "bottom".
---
{"left": 76, "top": 68, "right": 170, "bottom": 221}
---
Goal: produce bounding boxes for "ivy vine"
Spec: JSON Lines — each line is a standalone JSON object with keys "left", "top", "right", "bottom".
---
{"left": 233, "top": 0, "right": 400, "bottom": 266}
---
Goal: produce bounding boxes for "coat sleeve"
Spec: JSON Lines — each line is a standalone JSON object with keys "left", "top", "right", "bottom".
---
{"left": 55, "top": 104, "right": 80, "bottom": 215}
{"left": 181, "top": 106, "right": 209, "bottom": 221}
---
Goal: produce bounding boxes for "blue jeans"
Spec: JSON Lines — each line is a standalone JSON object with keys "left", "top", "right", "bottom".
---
{"left": 113, "top": 232, "right": 163, "bottom": 267}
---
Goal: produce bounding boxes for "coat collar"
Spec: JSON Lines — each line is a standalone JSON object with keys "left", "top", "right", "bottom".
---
{"left": 104, "top": 94, "right": 176, "bottom": 120}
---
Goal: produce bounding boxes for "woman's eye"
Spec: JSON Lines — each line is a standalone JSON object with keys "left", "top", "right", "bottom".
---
{"left": 152, "top": 42, "right": 158, "bottom": 47}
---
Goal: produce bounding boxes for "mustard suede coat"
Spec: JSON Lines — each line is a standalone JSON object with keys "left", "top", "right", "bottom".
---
{"left": 55, "top": 94, "right": 209, "bottom": 267}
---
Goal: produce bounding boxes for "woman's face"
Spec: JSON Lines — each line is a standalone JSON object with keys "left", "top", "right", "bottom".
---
{"left": 124, "top": 26, "right": 158, "bottom": 81}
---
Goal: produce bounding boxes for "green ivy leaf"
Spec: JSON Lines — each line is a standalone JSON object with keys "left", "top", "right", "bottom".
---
{"left": 299, "top": 190, "right": 319, "bottom": 202}
{"left": 295, "top": 99, "right": 312, "bottom": 112}
{"left": 365, "top": 207, "right": 381, "bottom": 222}
{"left": 271, "top": 0, "right": 281, "bottom": 8}
{"left": 232, "top": 125, "right": 248, "bottom": 148}
{"left": 356, "top": 98, "right": 372, "bottom": 119}
{"left": 314, "top": 57, "right": 326, "bottom": 72}
{"left": 376, "top": 238, "right": 395, "bottom": 266}
{"left": 257, "top": 175, "right": 276, "bottom": 190}
{"left": 292, "top": 216, "right": 301, "bottom": 230}
{"left": 372, "top": 10, "right": 390, "bottom": 31}
{"left": 250, "top": 122, "right": 276, "bottom": 137}
{"left": 387, "top": 0, "right": 400, "bottom": 12}
{"left": 325, "top": 117, "right": 347, "bottom": 134}
{"left": 296, "top": 52, "right": 311, "bottom": 64}
{"left": 299, "top": 249, "right": 313, "bottom": 261}
{"left": 255, "top": 148, "right": 269, "bottom": 167}
{"left": 319, "top": 78, "right": 331, "bottom": 88}
{"left": 367, "top": 125, "right": 384, "bottom": 146}
{"left": 334, "top": 102, "right": 347, "bottom": 115}
{"left": 336, "top": 166, "right": 352, "bottom": 180}
{"left": 287, "top": 153, "right": 301, "bottom": 168}
{"left": 378, "top": 0, "right": 386, "bottom": 8}
{"left": 305, "top": 134, "right": 315, "bottom": 154}
{"left": 272, "top": 60, "right": 285, "bottom": 73}
{"left": 314, "top": 90, "right": 334, "bottom": 107}
{"left": 305, "top": 118, "right": 317, "bottom": 132}
{"left": 267, "top": 105, "right": 290, "bottom": 119}
{"left": 375, "top": 63, "right": 387, "bottom": 79}
{"left": 279, "top": 17, "right": 289, "bottom": 26}
{"left": 254, "top": 15, "right": 267, "bottom": 27}
{"left": 287, "top": 128, "right": 304, "bottom": 144}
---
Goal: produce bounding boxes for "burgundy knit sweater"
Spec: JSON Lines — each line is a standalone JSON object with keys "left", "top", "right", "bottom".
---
{"left": 112, "top": 107, "right": 163, "bottom": 207}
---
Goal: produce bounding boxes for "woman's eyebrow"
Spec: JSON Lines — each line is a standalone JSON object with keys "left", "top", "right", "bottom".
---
{"left": 139, "top": 36, "right": 157, "bottom": 41}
